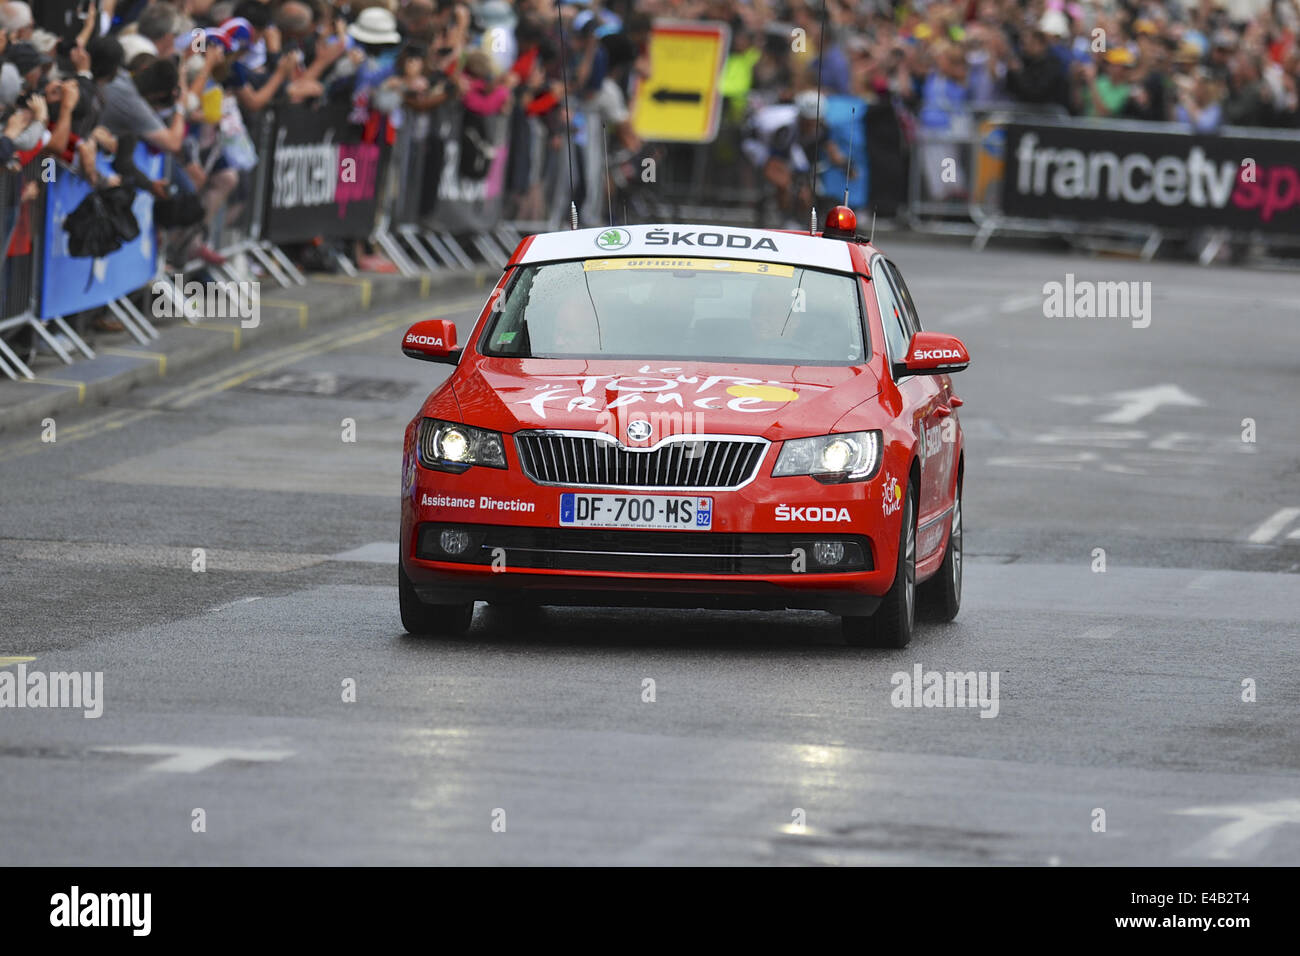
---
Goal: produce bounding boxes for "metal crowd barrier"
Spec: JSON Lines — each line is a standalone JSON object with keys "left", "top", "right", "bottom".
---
{"left": 373, "top": 105, "right": 521, "bottom": 278}
{"left": 0, "top": 164, "right": 96, "bottom": 381}
{"left": 204, "top": 110, "right": 305, "bottom": 288}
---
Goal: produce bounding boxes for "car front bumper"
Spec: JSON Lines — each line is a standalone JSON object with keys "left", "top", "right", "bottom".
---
{"left": 401, "top": 456, "right": 905, "bottom": 615}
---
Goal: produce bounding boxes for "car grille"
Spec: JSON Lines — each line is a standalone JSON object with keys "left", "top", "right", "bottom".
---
{"left": 416, "top": 524, "right": 872, "bottom": 575}
{"left": 514, "top": 431, "right": 767, "bottom": 489}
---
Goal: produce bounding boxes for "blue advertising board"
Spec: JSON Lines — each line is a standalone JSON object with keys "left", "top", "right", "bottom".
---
{"left": 39, "top": 145, "right": 163, "bottom": 319}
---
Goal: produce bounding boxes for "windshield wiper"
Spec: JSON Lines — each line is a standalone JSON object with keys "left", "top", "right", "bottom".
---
{"left": 582, "top": 269, "right": 604, "bottom": 351}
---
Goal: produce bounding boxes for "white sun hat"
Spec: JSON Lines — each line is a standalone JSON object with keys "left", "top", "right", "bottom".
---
{"left": 347, "top": 8, "right": 402, "bottom": 46}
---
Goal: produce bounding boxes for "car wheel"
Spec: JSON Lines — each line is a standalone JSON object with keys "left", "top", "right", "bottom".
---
{"left": 920, "top": 478, "right": 962, "bottom": 621}
{"left": 843, "top": 480, "right": 916, "bottom": 648}
{"left": 399, "top": 563, "right": 474, "bottom": 636}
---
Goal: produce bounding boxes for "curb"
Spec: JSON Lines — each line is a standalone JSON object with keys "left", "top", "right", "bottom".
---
{"left": 0, "top": 268, "right": 493, "bottom": 437}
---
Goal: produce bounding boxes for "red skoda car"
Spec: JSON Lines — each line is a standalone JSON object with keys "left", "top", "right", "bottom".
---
{"left": 399, "top": 213, "right": 969, "bottom": 647}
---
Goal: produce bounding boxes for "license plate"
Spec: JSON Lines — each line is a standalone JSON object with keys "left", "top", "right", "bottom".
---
{"left": 559, "top": 494, "right": 713, "bottom": 530}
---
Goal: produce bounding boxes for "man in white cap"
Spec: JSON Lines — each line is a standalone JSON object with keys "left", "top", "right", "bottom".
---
{"left": 0, "top": 2, "right": 33, "bottom": 43}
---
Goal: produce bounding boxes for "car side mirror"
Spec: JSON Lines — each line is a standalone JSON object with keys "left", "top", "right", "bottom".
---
{"left": 894, "top": 331, "right": 969, "bottom": 379}
{"left": 402, "top": 319, "right": 461, "bottom": 366}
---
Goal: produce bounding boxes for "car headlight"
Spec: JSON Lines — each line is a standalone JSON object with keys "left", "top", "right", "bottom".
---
{"left": 418, "top": 418, "right": 507, "bottom": 472}
{"left": 773, "top": 431, "right": 882, "bottom": 483}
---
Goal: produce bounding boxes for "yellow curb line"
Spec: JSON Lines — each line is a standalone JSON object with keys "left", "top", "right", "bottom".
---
{"left": 262, "top": 298, "right": 311, "bottom": 329}
{"left": 103, "top": 347, "right": 167, "bottom": 376}
{"left": 17, "top": 378, "right": 86, "bottom": 403}
{"left": 179, "top": 323, "right": 242, "bottom": 350}
{"left": 312, "top": 274, "right": 372, "bottom": 309}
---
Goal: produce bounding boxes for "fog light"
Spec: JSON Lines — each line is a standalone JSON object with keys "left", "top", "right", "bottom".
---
{"left": 440, "top": 529, "right": 472, "bottom": 555}
{"left": 813, "top": 540, "right": 845, "bottom": 566}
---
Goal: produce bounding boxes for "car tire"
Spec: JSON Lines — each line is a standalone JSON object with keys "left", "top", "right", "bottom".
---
{"left": 399, "top": 563, "right": 474, "bottom": 636}
{"left": 920, "top": 477, "right": 962, "bottom": 622}
{"left": 843, "top": 480, "right": 916, "bottom": 649}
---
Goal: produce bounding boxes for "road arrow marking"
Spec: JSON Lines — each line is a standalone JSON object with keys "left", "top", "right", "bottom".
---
{"left": 95, "top": 744, "right": 294, "bottom": 773}
{"left": 1247, "top": 507, "right": 1300, "bottom": 544}
{"left": 1095, "top": 384, "right": 1205, "bottom": 424}
{"left": 1175, "top": 799, "right": 1300, "bottom": 859}
{"left": 1053, "top": 385, "right": 1206, "bottom": 424}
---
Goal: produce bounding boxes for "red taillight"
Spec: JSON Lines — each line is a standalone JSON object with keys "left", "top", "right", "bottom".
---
{"left": 824, "top": 205, "right": 857, "bottom": 237}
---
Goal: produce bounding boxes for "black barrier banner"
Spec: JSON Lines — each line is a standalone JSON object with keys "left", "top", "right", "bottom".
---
{"left": 423, "top": 102, "right": 509, "bottom": 233}
{"left": 263, "top": 105, "right": 387, "bottom": 244}
{"left": 1002, "top": 122, "right": 1300, "bottom": 235}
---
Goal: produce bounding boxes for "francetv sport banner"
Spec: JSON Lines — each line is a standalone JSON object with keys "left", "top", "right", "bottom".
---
{"left": 1001, "top": 120, "right": 1300, "bottom": 235}
{"left": 40, "top": 144, "right": 165, "bottom": 320}
{"left": 263, "top": 104, "right": 388, "bottom": 244}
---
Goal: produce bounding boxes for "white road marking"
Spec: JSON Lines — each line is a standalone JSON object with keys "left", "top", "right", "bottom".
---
{"left": 1095, "top": 384, "right": 1205, "bottom": 425}
{"left": 938, "top": 303, "right": 992, "bottom": 326}
{"left": 1034, "top": 428, "right": 1146, "bottom": 448}
{"left": 331, "top": 542, "right": 397, "bottom": 564}
{"left": 1051, "top": 385, "right": 1206, "bottom": 424}
{"left": 81, "top": 422, "right": 404, "bottom": 496}
{"left": 3, "top": 540, "right": 327, "bottom": 572}
{"left": 1175, "top": 799, "right": 1300, "bottom": 860}
{"left": 998, "top": 293, "right": 1043, "bottom": 313}
{"left": 1247, "top": 507, "right": 1300, "bottom": 544}
{"left": 987, "top": 452, "right": 1097, "bottom": 471}
{"left": 209, "top": 597, "right": 265, "bottom": 613}
{"left": 94, "top": 744, "right": 294, "bottom": 773}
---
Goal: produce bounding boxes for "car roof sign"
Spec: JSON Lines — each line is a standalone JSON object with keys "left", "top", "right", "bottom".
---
{"left": 516, "top": 224, "right": 857, "bottom": 274}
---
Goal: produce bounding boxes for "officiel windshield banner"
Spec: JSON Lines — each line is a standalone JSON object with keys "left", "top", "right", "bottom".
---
{"left": 263, "top": 104, "right": 387, "bottom": 243}
{"left": 1002, "top": 121, "right": 1300, "bottom": 234}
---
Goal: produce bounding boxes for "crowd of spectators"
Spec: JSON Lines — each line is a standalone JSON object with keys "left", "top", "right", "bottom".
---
{"left": 0, "top": 0, "right": 1297, "bottom": 288}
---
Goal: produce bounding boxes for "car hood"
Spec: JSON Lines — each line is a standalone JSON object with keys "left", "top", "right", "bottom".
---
{"left": 447, "top": 358, "right": 881, "bottom": 443}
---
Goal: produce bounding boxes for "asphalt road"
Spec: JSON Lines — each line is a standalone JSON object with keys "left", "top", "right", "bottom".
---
{"left": 1, "top": 241, "right": 1298, "bottom": 866}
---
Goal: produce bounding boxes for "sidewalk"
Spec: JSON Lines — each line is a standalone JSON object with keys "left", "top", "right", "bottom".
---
{"left": 0, "top": 268, "right": 493, "bottom": 436}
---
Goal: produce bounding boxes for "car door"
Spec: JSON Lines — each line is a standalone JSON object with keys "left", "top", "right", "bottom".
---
{"left": 871, "top": 257, "right": 947, "bottom": 527}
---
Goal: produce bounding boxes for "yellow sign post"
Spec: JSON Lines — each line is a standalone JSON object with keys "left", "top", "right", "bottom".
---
{"left": 632, "top": 20, "right": 731, "bottom": 144}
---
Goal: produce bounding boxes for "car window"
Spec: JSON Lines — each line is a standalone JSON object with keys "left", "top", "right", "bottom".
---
{"left": 481, "top": 259, "right": 867, "bottom": 365}
{"left": 871, "top": 258, "right": 909, "bottom": 367}
{"left": 885, "top": 260, "right": 923, "bottom": 334}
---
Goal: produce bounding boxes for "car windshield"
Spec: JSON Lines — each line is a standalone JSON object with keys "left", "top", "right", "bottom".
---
{"left": 480, "top": 258, "right": 866, "bottom": 365}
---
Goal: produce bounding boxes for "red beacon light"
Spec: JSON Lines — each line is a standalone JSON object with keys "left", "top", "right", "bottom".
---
{"left": 823, "top": 205, "right": 858, "bottom": 240}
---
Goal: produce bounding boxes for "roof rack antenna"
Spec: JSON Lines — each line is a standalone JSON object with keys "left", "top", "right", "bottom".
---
{"left": 557, "top": 6, "right": 578, "bottom": 230}
{"left": 808, "top": 0, "right": 829, "bottom": 235}
{"left": 843, "top": 107, "right": 855, "bottom": 207}
{"left": 603, "top": 122, "right": 614, "bottom": 227}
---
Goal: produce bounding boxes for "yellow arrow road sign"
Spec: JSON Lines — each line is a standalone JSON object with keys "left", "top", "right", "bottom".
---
{"left": 632, "top": 20, "right": 731, "bottom": 144}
